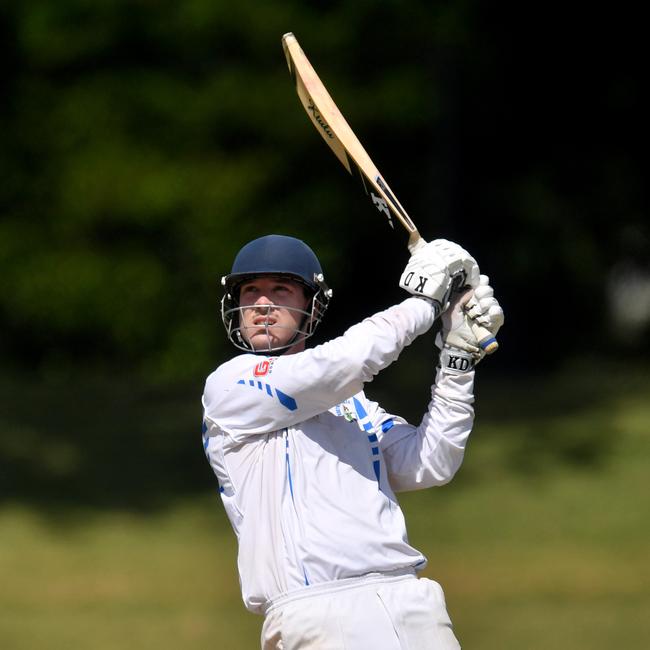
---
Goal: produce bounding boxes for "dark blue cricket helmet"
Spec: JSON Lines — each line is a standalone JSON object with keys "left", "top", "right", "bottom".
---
{"left": 224, "top": 234, "right": 326, "bottom": 295}
{"left": 221, "top": 235, "right": 333, "bottom": 352}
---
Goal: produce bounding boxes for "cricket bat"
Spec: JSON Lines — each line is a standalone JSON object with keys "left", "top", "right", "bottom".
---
{"left": 282, "top": 32, "right": 498, "bottom": 354}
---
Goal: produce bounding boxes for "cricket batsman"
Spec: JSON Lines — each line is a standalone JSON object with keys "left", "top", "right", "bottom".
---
{"left": 202, "top": 234, "right": 504, "bottom": 649}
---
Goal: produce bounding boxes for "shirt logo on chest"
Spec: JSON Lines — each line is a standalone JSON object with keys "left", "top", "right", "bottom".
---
{"left": 253, "top": 360, "right": 270, "bottom": 377}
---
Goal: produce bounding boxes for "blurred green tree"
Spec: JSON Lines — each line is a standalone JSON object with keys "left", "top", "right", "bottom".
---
{"left": 0, "top": 1, "right": 645, "bottom": 384}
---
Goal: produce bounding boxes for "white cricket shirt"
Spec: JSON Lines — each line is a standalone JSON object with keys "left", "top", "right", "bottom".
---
{"left": 202, "top": 297, "right": 475, "bottom": 614}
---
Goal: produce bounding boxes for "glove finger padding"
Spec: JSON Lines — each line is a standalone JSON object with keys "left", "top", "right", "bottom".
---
{"left": 465, "top": 275, "right": 504, "bottom": 335}
{"left": 431, "top": 240, "right": 481, "bottom": 290}
{"left": 438, "top": 277, "right": 504, "bottom": 374}
{"left": 399, "top": 239, "right": 480, "bottom": 308}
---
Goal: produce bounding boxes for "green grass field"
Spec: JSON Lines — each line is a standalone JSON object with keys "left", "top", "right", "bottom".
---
{"left": 2, "top": 362, "right": 649, "bottom": 648}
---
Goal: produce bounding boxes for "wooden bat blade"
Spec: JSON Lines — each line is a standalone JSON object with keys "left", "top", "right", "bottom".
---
{"left": 282, "top": 32, "right": 420, "bottom": 250}
{"left": 282, "top": 32, "right": 498, "bottom": 354}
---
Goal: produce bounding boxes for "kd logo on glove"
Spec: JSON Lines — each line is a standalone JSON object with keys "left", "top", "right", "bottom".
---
{"left": 402, "top": 272, "right": 428, "bottom": 294}
{"left": 445, "top": 353, "right": 473, "bottom": 372}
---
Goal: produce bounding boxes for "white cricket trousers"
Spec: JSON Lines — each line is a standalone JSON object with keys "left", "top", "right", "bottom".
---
{"left": 261, "top": 571, "right": 461, "bottom": 650}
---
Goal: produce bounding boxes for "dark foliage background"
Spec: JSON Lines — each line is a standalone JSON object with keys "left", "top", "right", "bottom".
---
{"left": 1, "top": 1, "right": 646, "bottom": 510}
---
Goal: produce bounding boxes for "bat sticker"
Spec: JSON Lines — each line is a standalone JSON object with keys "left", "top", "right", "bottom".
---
{"left": 307, "top": 99, "right": 334, "bottom": 139}
{"left": 371, "top": 193, "right": 394, "bottom": 228}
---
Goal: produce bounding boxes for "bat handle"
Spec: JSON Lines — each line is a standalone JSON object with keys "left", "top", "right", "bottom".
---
{"left": 407, "top": 231, "right": 426, "bottom": 254}
{"left": 473, "top": 323, "right": 499, "bottom": 354}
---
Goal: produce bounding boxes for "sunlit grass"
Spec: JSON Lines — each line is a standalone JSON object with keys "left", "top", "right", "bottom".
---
{"left": 1, "top": 363, "right": 649, "bottom": 649}
{"left": 401, "top": 377, "right": 650, "bottom": 649}
{"left": 0, "top": 501, "right": 259, "bottom": 649}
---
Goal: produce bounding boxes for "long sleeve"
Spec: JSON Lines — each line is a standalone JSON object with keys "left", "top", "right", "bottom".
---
{"left": 370, "top": 368, "right": 475, "bottom": 491}
{"left": 202, "top": 297, "right": 437, "bottom": 438}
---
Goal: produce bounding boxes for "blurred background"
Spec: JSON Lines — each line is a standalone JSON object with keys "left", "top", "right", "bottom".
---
{"left": 1, "top": 1, "right": 647, "bottom": 648}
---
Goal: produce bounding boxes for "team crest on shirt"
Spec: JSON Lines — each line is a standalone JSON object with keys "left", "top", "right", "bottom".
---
{"left": 332, "top": 400, "right": 357, "bottom": 422}
{"left": 342, "top": 403, "right": 356, "bottom": 422}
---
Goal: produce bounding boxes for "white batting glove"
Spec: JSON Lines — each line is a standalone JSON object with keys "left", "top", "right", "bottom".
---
{"left": 437, "top": 275, "right": 504, "bottom": 374}
{"left": 399, "top": 239, "right": 480, "bottom": 315}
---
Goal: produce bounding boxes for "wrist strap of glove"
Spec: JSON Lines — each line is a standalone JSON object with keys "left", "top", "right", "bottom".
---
{"left": 438, "top": 346, "right": 475, "bottom": 374}
{"left": 414, "top": 295, "right": 442, "bottom": 320}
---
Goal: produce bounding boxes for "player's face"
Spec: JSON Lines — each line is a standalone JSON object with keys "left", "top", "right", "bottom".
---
{"left": 238, "top": 277, "right": 311, "bottom": 352}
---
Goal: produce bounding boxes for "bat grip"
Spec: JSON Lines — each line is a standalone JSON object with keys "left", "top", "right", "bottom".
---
{"left": 407, "top": 231, "right": 426, "bottom": 254}
{"left": 450, "top": 272, "right": 499, "bottom": 356}
{"left": 473, "top": 323, "right": 499, "bottom": 354}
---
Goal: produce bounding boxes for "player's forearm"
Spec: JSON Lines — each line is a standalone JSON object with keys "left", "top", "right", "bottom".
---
{"left": 425, "top": 369, "right": 476, "bottom": 450}
{"left": 381, "top": 369, "right": 475, "bottom": 491}
{"left": 313, "top": 297, "right": 436, "bottom": 388}
{"left": 268, "top": 297, "right": 436, "bottom": 419}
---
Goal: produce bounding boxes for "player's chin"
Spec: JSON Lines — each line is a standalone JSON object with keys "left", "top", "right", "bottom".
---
{"left": 247, "top": 332, "right": 284, "bottom": 351}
